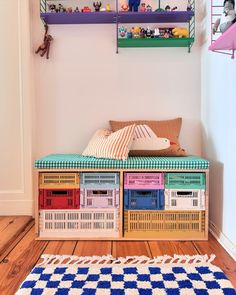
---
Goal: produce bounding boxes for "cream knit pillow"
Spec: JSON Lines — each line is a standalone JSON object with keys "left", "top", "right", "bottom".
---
{"left": 82, "top": 125, "right": 135, "bottom": 160}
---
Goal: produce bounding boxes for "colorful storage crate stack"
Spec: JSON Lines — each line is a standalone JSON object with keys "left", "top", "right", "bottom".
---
{"left": 124, "top": 172, "right": 206, "bottom": 239}
{"left": 39, "top": 172, "right": 120, "bottom": 238}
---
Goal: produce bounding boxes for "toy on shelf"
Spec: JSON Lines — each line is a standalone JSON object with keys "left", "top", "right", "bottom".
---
{"left": 58, "top": 4, "right": 66, "bottom": 12}
{"left": 153, "top": 27, "right": 160, "bottom": 38}
{"left": 140, "top": 28, "right": 145, "bottom": 38}
{"left": 106, "top": 4, "right": 111, "bottom": 11}
{"left": 35, "top": 24, "right": 53, "bottom": 59}
{"left": 145, "top": 26, "right": 153, "bottom": 38}
{"left": 172, "top": 27, "right": 189, "bottom": 38}
{"left": 121, "top": 3, "right": 129, "bottom": 11}
{"left": 119, "top": 26, "right": 127, "bottom": 38}
{"left": 213, "top": 0, "right": 236, "bottom": 34}
{"left": 146, "top": 4, "right": 152, "bottom": 12}
{"left": 48, "top": 4, "right": 58, "bottom": 13}
{"left": 67, "top": 7, "right": 73, "bottom": 13}
{"left": 129, "top": 0, "right": 141, "bottom": 12}
{"left": 165, "top": 5, "right": 177, "bottom": 11}
{"left": 93, "top": 1, "right": 102, "bottom": 11}
{"left": 131, "top": 26, "right": 141, "bottom": 38}
{"left": 140, "top": 3, "right": 146, "bottom": 12}
{"left": 81, "top": 6, "right": 92, "bottom": 12}
{"left": 127, "top": 31, "right": 132, "bottom": 38}
{"left": 74, "top": 7, "right": 80, "bottom": 12}
{"left": 187, "top": 0, "right": 192, "bottom": 11}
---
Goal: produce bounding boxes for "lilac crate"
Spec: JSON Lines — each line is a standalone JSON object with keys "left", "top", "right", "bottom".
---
{"left": 124, "top": 173, "right": 164, "bottom": 189}
{"left": 80, "top": 188, "right": 119, "bottom": 208}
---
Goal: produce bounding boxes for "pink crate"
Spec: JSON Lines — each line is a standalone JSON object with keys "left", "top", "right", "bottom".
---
{"left": 80, "top": 188, "right": 119, "bottom": 208}
{"left": 124, "top": 173, "right": 164, "bottom": 189}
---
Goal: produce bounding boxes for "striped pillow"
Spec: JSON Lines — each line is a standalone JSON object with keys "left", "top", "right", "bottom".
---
{"left": 82, "top": 125, "right": 136, "bottom": 160}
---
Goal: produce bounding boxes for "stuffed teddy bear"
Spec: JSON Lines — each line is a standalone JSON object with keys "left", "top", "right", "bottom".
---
{"left": 213, "top": 0, "right": 236, "bottom": 34}
{"left": 172, "top": 27, "right": 189, "bottom": 38}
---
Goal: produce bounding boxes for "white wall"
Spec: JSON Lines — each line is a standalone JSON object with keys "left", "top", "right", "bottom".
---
{"left": 0, "top": 0, "right": 34, "bottom": 215}
{"left": 31, "top": 0, "right": 202, "bottom": 159}
{"left": 201, "top": 1, "right": 236, "bottom": 259}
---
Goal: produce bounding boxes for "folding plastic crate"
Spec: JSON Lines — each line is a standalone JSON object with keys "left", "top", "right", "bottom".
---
{"left": 124, "top": 173, "right": 164, "bottom": 190}
{"left": 39, "top": 189, "right": 80, "bottom": 210}
{"left": 164, "top": 173, "right": 206, "bottom": 189}
{"left": 124, "top": 210, "right": 206, "bottom": 239}
{"left": 124, "top": 189, "right": 164, "bottom": 210}
{"left": 80, "top": 172, "right": 119, "bottom": 189}
{"left": 80, "top": 188, "right": 119, "bottom": 208}
{"left": 39, "top": 172, "right": 79, "bottom": 189}
{"left": 165, "top": 189, "right": 205, "bottom": 210}
{"left": 39, "top": 209, "right": 119, "bottom": 238}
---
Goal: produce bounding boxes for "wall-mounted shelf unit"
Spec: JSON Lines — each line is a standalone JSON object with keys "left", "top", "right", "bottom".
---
{"left": 209, "top": 22, "right": 236, "bottom": 59}
{"left": 40, "top": 0, "right": 195, "bottom": 53}
{"left": 209, "top": 0, "right": 236, "bottom": 59}
{"left": 40, "top": 12, "right": 117, "bottom": 24}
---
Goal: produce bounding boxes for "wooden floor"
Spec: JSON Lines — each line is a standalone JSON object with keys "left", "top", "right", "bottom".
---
{"left": 0, "top": 217, "right": 235, "bottom": 294}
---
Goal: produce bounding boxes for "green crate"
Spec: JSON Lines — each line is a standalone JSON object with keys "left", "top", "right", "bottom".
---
{"left": 165, "top": 173, "right": 205, "bottom": 189}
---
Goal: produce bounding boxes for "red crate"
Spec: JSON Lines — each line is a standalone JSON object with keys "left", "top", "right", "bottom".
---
{"left": 39, "top": 189, "right": 80, "bottom": 209}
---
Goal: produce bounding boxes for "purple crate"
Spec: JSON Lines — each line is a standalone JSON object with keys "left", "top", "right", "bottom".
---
{"left": 80, "top": 188, "right": 119, "bottom": 208}
{"left": 124, "top": 173, "right": 164, "bottom": 189}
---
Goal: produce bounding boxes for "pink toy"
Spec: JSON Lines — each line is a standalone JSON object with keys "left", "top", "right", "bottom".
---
{"left": 121, "top": 3, "right": 129, "bottom": 11}
{"left": 140, "top": 3, "right": 146, "bottom": 11}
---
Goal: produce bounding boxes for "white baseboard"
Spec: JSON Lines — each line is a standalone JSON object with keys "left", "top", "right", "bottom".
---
{"left": 209, "top": 221, "right": 236, "bottom": 261}
{"left": 0, "top": 200, "right": 33, "bottom": 216}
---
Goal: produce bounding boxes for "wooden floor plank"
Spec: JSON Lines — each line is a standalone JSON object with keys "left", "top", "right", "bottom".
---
{"left": 37, "top": 241, "right": 77, "bottom": 264}
{"left": 194, "top": 233, "right": 236, "bottom": 288}
{"left": 73, "top": 241, "right": 112, "bottom": 256}
{"left": 0, "top": 227, "right": 48, "bottom": 295}
{"left": 113, "top": 241, "right": 152, "bottom": 258}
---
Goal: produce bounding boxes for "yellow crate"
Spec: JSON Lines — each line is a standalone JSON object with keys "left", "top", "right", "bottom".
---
{"left": 124, "top": 210, "right": 205, "bottom": 239}
{"left": 39, "top": 173, "right": 79, "bottom": 189}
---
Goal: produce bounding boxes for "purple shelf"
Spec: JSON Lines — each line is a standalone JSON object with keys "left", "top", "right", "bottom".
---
{"left": 40, "top": 12, "right": 117, "bottom": 24}
{"left": 118, "top": 11, "right": 194, "bottom": 24}
{"left": 41, "top": 10, "right": 194, "bottom": 25}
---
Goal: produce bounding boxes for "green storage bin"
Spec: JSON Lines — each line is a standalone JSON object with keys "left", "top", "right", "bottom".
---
{"left": 165, "top": 173, "right": 205, "bottom": 189}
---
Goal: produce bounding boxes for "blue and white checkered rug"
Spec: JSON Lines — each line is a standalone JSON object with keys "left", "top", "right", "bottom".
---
{"left": 16, "top": 255, "right": 236, "bottom": 295}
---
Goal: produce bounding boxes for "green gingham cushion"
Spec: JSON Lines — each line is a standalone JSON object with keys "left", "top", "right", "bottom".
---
{"left": 34, "top": 154, "right": 209, "bottom": 170}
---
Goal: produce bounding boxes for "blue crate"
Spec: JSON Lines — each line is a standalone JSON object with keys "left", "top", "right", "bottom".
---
{"left": 80, "top": 172, "right": 119, "bottom": 189}
{"left": 124, "top": 189, "right": 164, "bottom": 210}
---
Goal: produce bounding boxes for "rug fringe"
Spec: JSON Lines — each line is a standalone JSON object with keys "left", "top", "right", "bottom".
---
{"left": 37, "top": 254, "right": 216, "bottom": 266}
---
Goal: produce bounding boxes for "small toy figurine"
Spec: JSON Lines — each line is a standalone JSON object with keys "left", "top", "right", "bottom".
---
{"left": 145, "top": 26, "right": 153, "bottom": 38}
{"left": 106, "top": 3, "right": 111, "bottom": 11}
{"left": 165, "top": 5, "right": 177, "bottom": 11}
{"left": 67, "top": 7, "right": 73, "bottom": 12}
{"left": 140, "top": 3, "right": 146, "bottom": 12}
{"left": 48, "top": 4, "right": 57, "bottom": 13}
{"left": 127, "top": 31, "right": 133, "bottom": 38}
{"left": 187, "top": 0, "right": 192, "bottom": 11}
{"left": 93, "top": 1, "right": 102, "bottom": 11}
{"left": 153, "top": 27, "right": 160, "bottom": 38}
{"left": 140, "top": 28, "right": 145, "bottom": 38}
{"left": 119, "top": 26, "right": 127, "bottom": 37}
{"left": 172, "top": 27, "right": 189, "bottom": 38}
{"left": 131, "top": 26, "right": 141, "bottom": 38}
{"left": 121, "top": 3, "right": 129, "bottom": 11}
{"left": 58, "top": 4, "right": 66, "bottom": 12}
{"left": 146, "top": 4, "right": 152, "bottom": 12}
{"left": 35, "top": 24, "right": 53, "bottom": 59}
{"left": 81, "top": 6, "right": 92, "bottom": 12}
{"left": 129, "top": 0, "right": 140, "bottom": 12}
{"left": 74, "top": 7, "right": 80, "bottom": 12}
{"left": 213, "top": 0, "right": 236, "bottom": 34}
